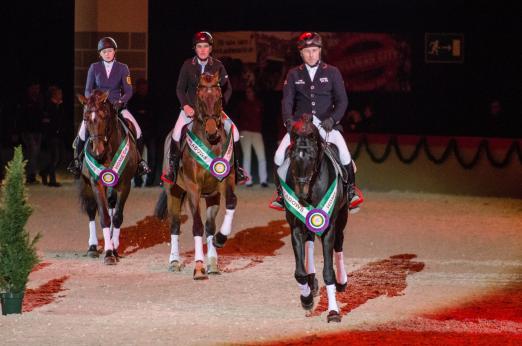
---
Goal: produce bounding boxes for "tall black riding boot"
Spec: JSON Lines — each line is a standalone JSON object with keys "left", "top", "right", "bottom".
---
{"left": 163, "top": 140, "right": 181, "bottom": 184}
{"left": 344, "top": 161, "right": 362, "bottom": 211}
{"left": 136, "top": 137, "right": 151, "bottom": 176}
{"left": 67, "top": 136, "right": 85, "bottom": 178}
{"left": 233, "top": 144, "right": 248, "bottom": 185}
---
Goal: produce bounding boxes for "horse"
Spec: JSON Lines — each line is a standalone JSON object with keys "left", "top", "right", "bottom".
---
{"left": 77, "top": 90, "right": 139, "bottom": 265}
{"left": 280, "top": 114, "right": 349, "bottom": 323}
{"left": 157, "top": 72, "right": 237, "bottom": 280}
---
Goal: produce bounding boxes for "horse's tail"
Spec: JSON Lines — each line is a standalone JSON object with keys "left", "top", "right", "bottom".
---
{"left": 154, "top": 189, "right": 168, "bottom": 220}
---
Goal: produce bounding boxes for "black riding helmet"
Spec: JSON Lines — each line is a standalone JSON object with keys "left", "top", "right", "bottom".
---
{"left": 193, "top": 31, "right": 214, "bottom": 47}
{"left": 296, "top": 32, "right": 322, "bottom": 50}
{"left": 97, "top": 37, "right": 118, "bottom": 52}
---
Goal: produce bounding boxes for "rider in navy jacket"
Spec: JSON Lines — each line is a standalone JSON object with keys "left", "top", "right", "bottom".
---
{"left": 68, "top": 37, "right": 150, "bottom": 177}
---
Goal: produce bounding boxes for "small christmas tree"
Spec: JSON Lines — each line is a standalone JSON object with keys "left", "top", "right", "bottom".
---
{"left": 0, "top": 146, "right": 40, "bottom": 294}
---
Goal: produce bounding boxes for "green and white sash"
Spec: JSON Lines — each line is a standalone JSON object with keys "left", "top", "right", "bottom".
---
{"left": 279, "top": 177, "right": 338, "bottom": 235}
{"left": 84, "top": 136, "right": 131, "bottom": 187}
{"left": 186, "top": 130, "right": 234, "bottom": 180}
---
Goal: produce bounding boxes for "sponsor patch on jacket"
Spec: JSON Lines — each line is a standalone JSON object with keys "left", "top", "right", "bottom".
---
{"left": 295, "top": 79, "right": 306, "bottom": 85}
{"left": 126, "top": 76, "right": 132, "bottom": 85}
{"left": 320, "top": 77, "right": 329, "bottom": 83}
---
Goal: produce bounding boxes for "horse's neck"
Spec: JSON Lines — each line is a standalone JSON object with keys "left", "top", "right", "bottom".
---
{"left": 108, "top": 118, "right": 125, "bottom": 156}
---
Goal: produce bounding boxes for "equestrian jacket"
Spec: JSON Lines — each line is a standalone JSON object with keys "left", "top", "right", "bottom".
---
{"left": 85, "top": 60, "right": 133, "bottom": 105}
{"left": 176, "top": 56, "right": 232, "bottom": 109}
{"left": 282, "top": 62, "right": 348, "bottom": 124}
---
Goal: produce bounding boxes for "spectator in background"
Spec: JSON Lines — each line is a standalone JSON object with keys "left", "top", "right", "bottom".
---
{"left": 17, "top": 81, "right": 44, "bottom": 184}
{"left": 484, "top": 99, "right": 509, "bottom": 137}
{"left": 39, "top": 85, "right": 66, "bottom": 187}
{"left": 235, "top": 87, "right": 268, "bottom": 187}
{"left": 127, "top": 78, "right": 157, "bottom": 187}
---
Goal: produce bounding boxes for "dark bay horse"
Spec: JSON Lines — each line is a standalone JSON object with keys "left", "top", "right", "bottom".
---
{"left": 77, "top": 90, "right": 138, "bottom": 265}
{"left": 158, "top": 72, "right": 237, "bottom": 279}
{"left": 281, "top": 114, "right": 349, "bottom": 322}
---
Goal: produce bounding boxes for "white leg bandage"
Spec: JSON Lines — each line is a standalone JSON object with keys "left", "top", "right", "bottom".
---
{"left": 121, "top": 109, "right": 142, "bottom": 138}
{"left": 172, "top": 110, "right": 191, "bottom": 141}
{"left": 206, "top": 236, "right": 217, "bottom": 259}
{"left": 326, "top": 284, "right": 339, "bottom": 312}
{"left": 88, "top": 221, "right": 97, "bottom": 246}
{"left": 298, "top": 282, "right": 311, "bottom": 297}
{"left": 335, "top": 251, "right": 348, "bottom": 285}
{"left": 274, "top": 133, "right": 291, "bottom": 166}
{"left": 102, "top": 227, "right": 113, "bottom": 251}
{"left": 219, "top": 209, "right": 235, "bottom": 236}
{"left": 305, "top": 240, "right": 316, "bottom": 274}
{"left": 169, "top": 234, "right": 180, "bottom": 262}
{"left": 194, "top": 236, "right": 204, "bottom": 262}
{"left": 111, "top": 228, "right": 120, "bottom": 250}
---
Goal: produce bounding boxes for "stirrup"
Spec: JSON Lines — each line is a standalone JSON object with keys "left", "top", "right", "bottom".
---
{"left": 269, "top": 191, "right": 285, "bottom": 211}
{"left": 349, "top": 186, "right": 364, "bottom": 213}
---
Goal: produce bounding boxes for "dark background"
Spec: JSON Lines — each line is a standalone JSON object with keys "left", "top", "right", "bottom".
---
{"left": 1, "top": 0, "right": 520, "bottom": 141}
{"left": 149, "top": 0, "right": 521, "bottom": 138}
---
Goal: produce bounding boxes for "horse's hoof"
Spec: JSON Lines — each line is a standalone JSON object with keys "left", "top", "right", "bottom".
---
{"left": 212, "top": 233, "right": 227, "bottom": 249}
{"left": 168, "top": 260, "right": 185, "bottom": 272}
{"left": 207, "top": 257, "right": 220, "bottom": 275}
{"left": 193, "top": 267, "right": 208, "bottom": 280}
{"left": 300, "top": 292, "right": 314, "bottom": 310}
{"left": 327, "top": 310, "right": 341, "bottom": 323}
{"left": 113, "top": 249, "right": 121, "bottom": 262}
{"left": 104, "top": 250, "right": 117, "bottom": 265}
{"left": 335, "top": 280, "right": 347, "bottom": 292}
{"left": 87, "top": 245, "right": 99, "bottom": 258}
{"left": 307, "top": 273, "right": 319, "bottom": 297}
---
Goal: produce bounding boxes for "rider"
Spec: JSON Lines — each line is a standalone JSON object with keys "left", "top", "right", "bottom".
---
{"left": 162, "top": 31, "right": 248, "bottom": 185}
{"left": 270, "top": 32, "right": 362, "bottom": 211}
{"left": 68, "top": 37, "right": 151, "bottom": 177}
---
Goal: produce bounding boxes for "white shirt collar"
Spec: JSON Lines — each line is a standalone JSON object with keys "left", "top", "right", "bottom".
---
{"left": 305, "top": 63, "right": 319, "bottom": 81}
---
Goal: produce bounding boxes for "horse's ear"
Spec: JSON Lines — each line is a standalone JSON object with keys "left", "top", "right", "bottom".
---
{"left": 213, "top": 71, "right": 220, "bottom": 83}
{"left": 99, "top": 91, "right": 109, "bottom": 104}
{"left": 77, "top": 94, "right": 87, "bottom": 105}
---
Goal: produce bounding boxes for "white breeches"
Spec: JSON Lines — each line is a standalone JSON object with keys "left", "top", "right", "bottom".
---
{"left": 274, "top": 116, "right": 352, "bottom": 166}
{"left": 171, "top": 110, "right": 240, "bottom": 142}
{"left": 78, "top": 109, "right": 142, "bottom": 140}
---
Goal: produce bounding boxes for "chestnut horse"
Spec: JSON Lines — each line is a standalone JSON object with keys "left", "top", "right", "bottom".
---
{"left": 77, "top": 90, "right": 138, "bottom": 265}
{"left": 158, "top": 72, "right": 237, "bottom": 279}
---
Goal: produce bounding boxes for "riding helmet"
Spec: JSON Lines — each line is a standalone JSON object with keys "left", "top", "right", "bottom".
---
{"left": 193, "top": 31, "right": 214, "bottom": 47}
{"left": 97, "top": 37, "right": 118, "bottom": 52}
{"left": 296, "top": 32, "right": 322, "bottom": 50}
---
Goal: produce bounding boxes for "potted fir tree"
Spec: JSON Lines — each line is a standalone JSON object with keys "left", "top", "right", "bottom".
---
{"left": 0, "top": 146, "right": 40, "bottom": 315}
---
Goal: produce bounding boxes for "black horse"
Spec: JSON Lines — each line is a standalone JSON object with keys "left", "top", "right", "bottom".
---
{"left": 281, "top": 114, "right": 349, "bottom": 323}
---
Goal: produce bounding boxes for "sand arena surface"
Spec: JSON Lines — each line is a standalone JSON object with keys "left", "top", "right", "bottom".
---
{"left": 0, "top": 183, "right": 521, "bottom": 345}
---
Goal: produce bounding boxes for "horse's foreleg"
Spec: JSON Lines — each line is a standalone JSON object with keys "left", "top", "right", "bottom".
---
{"left": 321, "top": 228, "right": 341, "bottom": 321}
{"left": 213, "top": 180, "right": 237, "bottom": 248}
{"left": 92, "top": 182, "right": 112, "bottom": 252}
{"left": 111, "top": 186, "right": 131, "bottom": 253}
{"left": 168, "top": 188, "right": 185, "bottom": 270}
{"left": 334, "top": 206, "right": 349, "bottom": 290}
{"left": 205, "top": 193, "right": 220, "bottom": 274}
{"left": 81, "top": 178, "right": 99, "bottom": 257}
{"left": 290, "top": 224, "right": 313, "bottom": 310}
{"left": 187, "top": 189, "right": 207, "bottom": 280}
{"left": 304, "top": 232, "right": 318, "bottom": 296}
